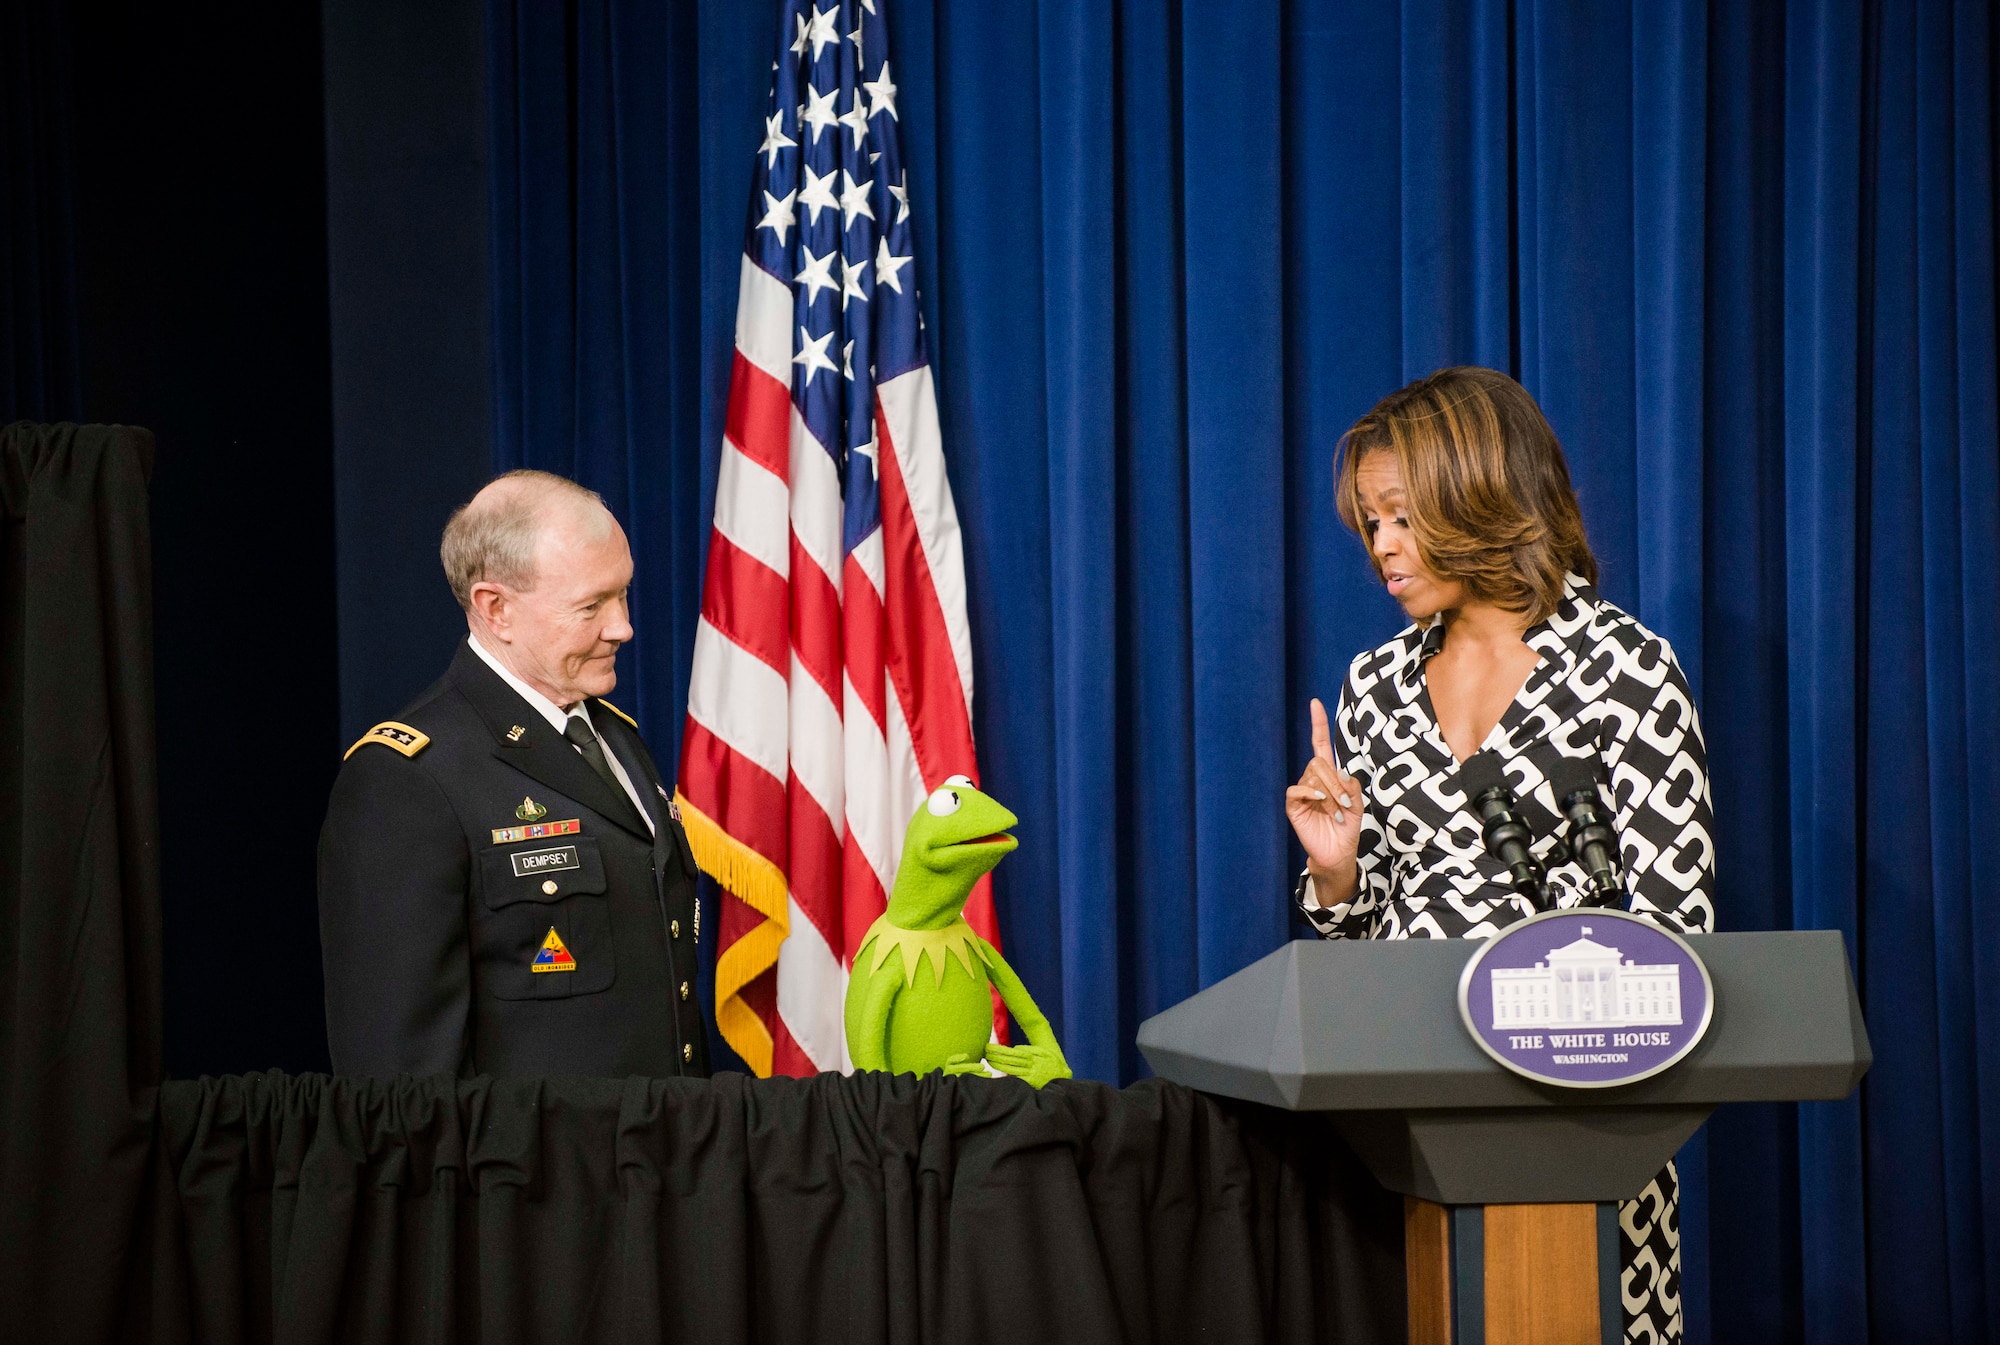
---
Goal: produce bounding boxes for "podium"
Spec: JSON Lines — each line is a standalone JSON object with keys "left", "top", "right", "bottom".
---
{"left": 1136, "top": 931, "right": 1870, "bottom": 1345}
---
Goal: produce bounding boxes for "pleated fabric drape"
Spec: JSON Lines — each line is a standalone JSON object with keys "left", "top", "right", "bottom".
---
{"left": 0, "top": 423, "right": 163, "bottom": 1341}
{"left": 486, "top": 2, "right": 2000, "bottom": 1339}
{"left": 144, "top": 1071, "right": 1403, "bottom": 1344}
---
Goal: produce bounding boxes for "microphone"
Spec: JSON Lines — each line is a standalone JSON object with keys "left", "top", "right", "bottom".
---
{"left": 1457, "top": 751, "right": 1550, "bottom": 911}
{"left": 1546, "top": 755, "right": 1623, "bottom": 907}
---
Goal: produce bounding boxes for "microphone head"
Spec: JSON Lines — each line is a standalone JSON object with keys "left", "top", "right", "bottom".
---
{"left": 1455, "top": 749, "right": 1510, "bottom": 805}
{"left": 1544, "top": 753, "right": 1605, "bottom": 808}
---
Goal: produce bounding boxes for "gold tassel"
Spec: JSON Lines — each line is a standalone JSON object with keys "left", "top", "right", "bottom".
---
{"left": 675, "top": 791, "right": 789, "bottom": 1077}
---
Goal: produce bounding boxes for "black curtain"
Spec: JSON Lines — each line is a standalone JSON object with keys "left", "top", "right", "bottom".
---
{"left": 2, "top": 0, "right": 341, "bottom": 1079}
{"left": 1, "top": 0, "right": 81, "bottom": 417}
{"left": 0, "top": 422, "right": 162, "bottom": 1341}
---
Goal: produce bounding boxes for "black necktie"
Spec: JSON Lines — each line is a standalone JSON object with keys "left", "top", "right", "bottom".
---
{"left": 563, "top": 713, "right": 623, "bottom": 796}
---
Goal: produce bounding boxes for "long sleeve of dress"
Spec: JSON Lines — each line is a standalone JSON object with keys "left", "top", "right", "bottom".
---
{"left": 1589, "top": 634, "right": 1717, "bottom": 935}
{"left": 1291, "top": 671, "right": 1393, "bottom": 940}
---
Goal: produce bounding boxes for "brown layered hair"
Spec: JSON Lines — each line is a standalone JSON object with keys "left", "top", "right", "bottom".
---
{"left": 1334, "top": 366, "right": 1597, "bottom": 625}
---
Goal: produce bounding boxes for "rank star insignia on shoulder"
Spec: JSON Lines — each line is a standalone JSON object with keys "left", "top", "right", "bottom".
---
{"left": 344, "top": 721, "right": 430, "bottom": 760}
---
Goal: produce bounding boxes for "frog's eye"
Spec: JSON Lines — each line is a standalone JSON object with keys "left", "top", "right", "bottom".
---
{"left": 943, "top": 773, "right": 975, "bottom": 788}
{"left": 926, "top": 788, "right": 962, "bottom": 817}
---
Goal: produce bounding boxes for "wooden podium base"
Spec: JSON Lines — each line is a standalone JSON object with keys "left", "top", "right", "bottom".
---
{"left": 1405, "top": 1197, "right": 1619, "bottom": 1345}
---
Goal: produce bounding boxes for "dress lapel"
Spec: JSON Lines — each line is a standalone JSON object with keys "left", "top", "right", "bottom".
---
{"left": 591, "top": 705, "right": 691, "bottom": 875}
{"left": 591, "top": 707, "right": 660, "bottom": 829}
{"left": 1492, "top": 581, "right": 1594, "bottom": 757}
{"left": 447, "top": 643, "right": 653, "bottom": 840}
{"left": 1409, "top": 579, "right": 1599, "bottom": 764}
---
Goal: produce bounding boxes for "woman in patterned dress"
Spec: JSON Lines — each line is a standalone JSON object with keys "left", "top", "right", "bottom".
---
{"left": 1285, "top": 366, "right": 1712, "bottom": 1345}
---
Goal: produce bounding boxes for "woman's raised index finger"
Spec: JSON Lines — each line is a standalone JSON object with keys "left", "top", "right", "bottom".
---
{"left": 1310, "top": 697, "right": 1335, "bottom": 764}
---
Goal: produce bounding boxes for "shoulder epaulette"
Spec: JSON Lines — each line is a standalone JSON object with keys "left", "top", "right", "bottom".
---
{"left": 595, "top": 699, "right": 638, "bottom": 730}
{"left": 344, "top": 721, "right": 431, "bottom": 760}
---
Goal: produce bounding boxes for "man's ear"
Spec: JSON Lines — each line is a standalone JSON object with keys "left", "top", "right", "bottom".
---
{"left": 468, "top": 581, "right": 511, "bottom": 639}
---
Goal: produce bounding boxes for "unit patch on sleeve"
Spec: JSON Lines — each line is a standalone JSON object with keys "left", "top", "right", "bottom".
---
{"left": 344, "top": 721, "right": 430, "bottom": 760}
{"left": 492, "top": 818, "right": 582, "bottom": 845}
{"left": 531, "top": 927, "right": 577, "bottom": 973}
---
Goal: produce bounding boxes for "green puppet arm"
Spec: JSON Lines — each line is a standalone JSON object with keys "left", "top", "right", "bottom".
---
{"left": 975, "top": 936, "right": 1072, "bottom": 1088}
{"left": 847, "top": 951, "right": 900, "bottom": 1072}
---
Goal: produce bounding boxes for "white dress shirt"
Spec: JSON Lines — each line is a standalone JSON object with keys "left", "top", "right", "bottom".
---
{"left": 467, "top": 634, "right": 654, "bottom": 835}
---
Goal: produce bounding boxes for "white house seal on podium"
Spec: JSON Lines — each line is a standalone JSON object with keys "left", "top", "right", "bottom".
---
{"left": 1457, "top": 908, "right": 1714, "bottom": 1088}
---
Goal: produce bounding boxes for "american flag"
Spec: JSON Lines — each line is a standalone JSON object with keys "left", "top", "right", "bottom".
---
{"left": 674, "top": 0, "right": 1000, "bottom": 1076}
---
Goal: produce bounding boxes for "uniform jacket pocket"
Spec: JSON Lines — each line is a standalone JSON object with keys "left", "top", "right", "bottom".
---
{"left": 476, "top": 835, "right": 616, "bottom": 999}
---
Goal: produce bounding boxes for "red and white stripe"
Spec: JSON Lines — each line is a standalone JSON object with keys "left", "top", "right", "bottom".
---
{"left": 677, "top": 257, "right": 998, "bottom": 1077}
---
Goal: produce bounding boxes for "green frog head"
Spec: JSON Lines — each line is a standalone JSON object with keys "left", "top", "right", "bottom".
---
{"left": 888, "top": 774, "right": 1018, "bottom": 930}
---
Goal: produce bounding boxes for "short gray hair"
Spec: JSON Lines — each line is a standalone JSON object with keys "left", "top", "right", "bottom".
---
{"left": 440, "top": 469, "right": 609, "bottom": 609}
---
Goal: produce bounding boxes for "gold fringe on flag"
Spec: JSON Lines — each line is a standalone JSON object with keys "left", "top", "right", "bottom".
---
{"left": 674, "top": 790, "right": 789, "bottom": 1077}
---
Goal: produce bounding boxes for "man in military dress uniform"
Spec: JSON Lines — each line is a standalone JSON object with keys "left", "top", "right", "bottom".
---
{"left": 319, "top": 470, "right": 709, "bottom": 1078}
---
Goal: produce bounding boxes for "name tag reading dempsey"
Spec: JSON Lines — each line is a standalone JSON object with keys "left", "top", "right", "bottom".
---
{"left": 1457, "top": 908, "right": 1712, "bottom": 1088}
{"left": 510, "top": 845, "right": 580, "bottom": 878}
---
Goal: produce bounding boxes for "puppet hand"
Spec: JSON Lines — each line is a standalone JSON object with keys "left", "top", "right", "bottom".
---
{"left": 941, "top": 1052, "right": 988, "bottom": 1076}
{"left": 983, "top": 1042, "right": 1072, "bottom": 1089}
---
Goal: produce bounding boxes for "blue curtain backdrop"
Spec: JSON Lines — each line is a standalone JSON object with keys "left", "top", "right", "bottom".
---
{"left": 485, "top": 2, "right": 2000, "bottom": 1341}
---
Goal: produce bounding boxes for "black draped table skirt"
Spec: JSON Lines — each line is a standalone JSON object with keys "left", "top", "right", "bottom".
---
{"left": 129, "top": 1070, "right": 1403, "bottom": 1344}
{"left": 2, "top": 425, "right": 1407, "bottom": 1340}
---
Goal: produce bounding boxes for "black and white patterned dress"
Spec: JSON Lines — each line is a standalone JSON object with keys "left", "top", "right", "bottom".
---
{"left": 1295, "top": 574, "right": 1710, "bottom": 1344}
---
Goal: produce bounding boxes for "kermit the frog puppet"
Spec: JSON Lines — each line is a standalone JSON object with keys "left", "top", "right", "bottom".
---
{"left": 844, "top": 775, "right": 1071, "bottom": 1087}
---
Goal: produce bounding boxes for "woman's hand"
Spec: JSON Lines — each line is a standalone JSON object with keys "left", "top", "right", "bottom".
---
{"left": 1285, "top": 698, "right": 1363, "bottom": 897}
